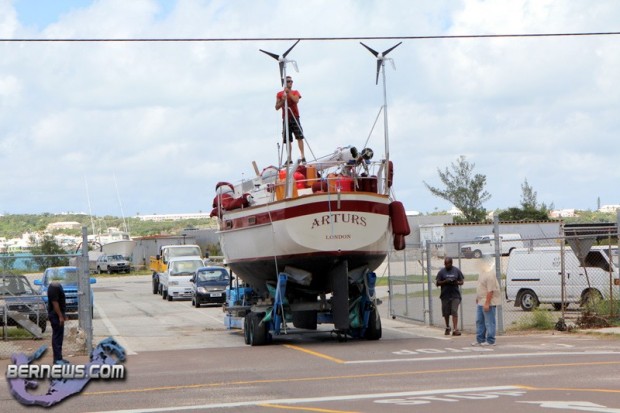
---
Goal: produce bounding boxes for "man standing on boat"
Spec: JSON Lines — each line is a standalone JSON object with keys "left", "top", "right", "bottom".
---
{"left": 275, "top": 76, "right": 306, "bottom": 163}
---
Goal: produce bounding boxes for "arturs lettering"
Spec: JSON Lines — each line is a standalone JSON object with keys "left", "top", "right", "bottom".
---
{"left": 311, "top": 214, "right": 367, "bottom": 229}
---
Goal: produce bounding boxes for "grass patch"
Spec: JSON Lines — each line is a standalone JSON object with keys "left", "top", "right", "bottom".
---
{"left": 512, "top": 308, "right": 556, "bottom": 331}
{"left": 1, "top": 327, "right": 39, "bottom": 339}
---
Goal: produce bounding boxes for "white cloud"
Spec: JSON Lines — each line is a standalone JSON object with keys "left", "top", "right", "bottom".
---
{"left": 0, "top": 0, "right": 619, "bottom": 215}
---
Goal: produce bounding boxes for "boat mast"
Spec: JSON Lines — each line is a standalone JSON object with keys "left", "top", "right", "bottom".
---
{"left": 360, "top": 42, "right": 401, "bottom": 195}
{"left": 260, "top": 40, "right": 300, "bottom": 198}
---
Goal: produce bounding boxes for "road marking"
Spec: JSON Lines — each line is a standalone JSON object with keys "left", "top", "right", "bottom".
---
{"left": 520, "top": 401, "right": 620, "bottom": 412}
{"left": 87, "top": 386, "right": 521, "bottom": 412}
{"left": 284, "top": 344, "right": 346, "bottom": 364}
{"left": 83, "top": 360, "right": 620, "bottom": 398}
{"left": 518, "top": 385, "right": 620, "bottom": 394}
{"left": 346, "top": 350, "right": 620, "bottom": 364}
{"left": 94, "top": 302, "right": 136, "bottom": 355}
{"left": 258, "top": 403, "right": 359, "bottom": 412}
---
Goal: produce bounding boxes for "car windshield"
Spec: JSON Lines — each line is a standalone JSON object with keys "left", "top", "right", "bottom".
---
{"left": 196, "top": 269, "right": 229, "bottom": 282}
{"left": 170, "top": 260, "right": 203, "bottom": 276}
{"left": 48, "top": 268, "right": 78, "bottom": 285}
{"left": 109, "top": 255, "right": 124, "bottom": 260}
{"left": 0, "top": 275, "right": 35, "bottom": 296}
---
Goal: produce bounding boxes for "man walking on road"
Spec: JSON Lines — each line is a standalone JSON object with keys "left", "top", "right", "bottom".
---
{"left": 436, "top": 257, "right": 464, "bottom": 336}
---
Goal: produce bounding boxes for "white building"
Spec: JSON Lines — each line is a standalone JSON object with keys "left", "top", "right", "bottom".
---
{"left": 598, "top": 205, "right": 620, "bottom": 213}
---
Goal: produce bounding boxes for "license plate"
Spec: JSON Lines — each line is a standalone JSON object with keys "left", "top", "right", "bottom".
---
{"left": 66, "top": 299, "right": 77, "bottom": 304}
{"left": 210, "top": 293, "right": 222, "bottom": 297}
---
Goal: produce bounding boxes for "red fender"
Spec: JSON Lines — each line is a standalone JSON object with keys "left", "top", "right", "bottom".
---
{"left": 393, "top": 234, "right": 406, "bottom": 251}
{"left": 389, "top": 201, "right": 410, "bottom": 236}
{"left": 387, "top": 160, "right": 394, "bottom": 188}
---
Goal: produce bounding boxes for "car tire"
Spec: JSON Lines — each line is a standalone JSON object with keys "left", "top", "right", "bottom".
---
{"left": 96, "top": 267, "right": 102, "bottom": 275}
{"left": 582, "top": 289, "right": 603, "bottom": 308}
{"left": 162, "top": 289, "right": 167, "bottom": 300}
{"left": 194, "top": 298, "right": 200, "bottom": 308}
{"left": 364, "top": 306, "right": 382, "bottom": 340}
{"left": 167, "top": 293, "right": 173, "bottom": 302}
{"left": 519, "top": 290, "right": 539, "bottom": 311}
{"left": 473, "top": 250, "right": 482, "bottom": 259}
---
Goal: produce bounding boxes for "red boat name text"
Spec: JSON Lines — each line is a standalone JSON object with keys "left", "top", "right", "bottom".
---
{"left": 310, "top": 213, "right": 367, "bottom": 229}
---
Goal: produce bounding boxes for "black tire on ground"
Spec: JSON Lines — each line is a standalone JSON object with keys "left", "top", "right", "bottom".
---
{"left": 582, "top": 289, "right": 603, "bottom": 308}
{"left": 167, "top": 293, "right": 173, "bottom": 301}
{"left": 364, "top": 306, "right": 382, "bottom": 340}
{"left": 243, "top": 314, "right": 251, "bottom": 345}
{"left": 519, "top": 290, "right": 539, "bottom": 311}
{"left": 194, "top": 298, "right": 200, "bottom": 308}
{"left": 473, "top": 250, "right": 482, "bottom": 259}
{"left": 249, "top": 312, "right": 268, "bottom": 346}
{"left": 107, "top": 267, "right": 112, "bottom": 274}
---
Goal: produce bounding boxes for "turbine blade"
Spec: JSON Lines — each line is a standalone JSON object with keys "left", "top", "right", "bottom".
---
{"left": 282, "top": 39, "right": 301, "bottom": 58}
{"left": 279, "top": 62, "right": 285, "bottom": 86}
{"left": 360, "top": 42, "right": 379, "bottom": 57}
{"left": 382, "top": 42, "right": 402, "bottom": 57}
{"left": 375, "top": 60, "right": 382, "bottom": 85}
{"left": 259, "top": 49, "right": 280, "bottom": 61}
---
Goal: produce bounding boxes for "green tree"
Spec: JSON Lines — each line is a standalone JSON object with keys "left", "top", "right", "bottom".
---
{"left": 29, "top": 235, "right": 69, "bottom": 271}
{"left": 499, "top": 178, "right": 551, "bottom": 221}
{"left": 424, "top": 155, "right": 491, "bottom": 222}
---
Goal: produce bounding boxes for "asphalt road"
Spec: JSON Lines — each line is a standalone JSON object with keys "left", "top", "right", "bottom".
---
{"left": 1, "top": 274, "right": 619, "bottom": 413}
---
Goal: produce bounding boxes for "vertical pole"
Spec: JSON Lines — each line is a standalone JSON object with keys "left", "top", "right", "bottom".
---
{"left": 403, "top": 247, "right": 409, "bottom": 317}
{"left": 426, "top": 239, "right": 433, "bottom": 326}
{"left": 493, "top": 216, "right": 504, "bottom": 333}
{"left": 80, "top": 227, "right": 93, "bottom": 353}
{"left": 560, "top": 222, "right": 566, "bottom": 319}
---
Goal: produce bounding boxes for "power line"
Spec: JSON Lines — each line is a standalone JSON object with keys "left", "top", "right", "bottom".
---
{"left": 1, "top": 32, "right": 620, "bottom": 42}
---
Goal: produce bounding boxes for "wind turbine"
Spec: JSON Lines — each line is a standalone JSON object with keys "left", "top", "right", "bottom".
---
{"left": 360, "top": 42, "right": 401, "bottom": 194}
{"left": 260, "top": 39, "right": 300, "bottom": 86}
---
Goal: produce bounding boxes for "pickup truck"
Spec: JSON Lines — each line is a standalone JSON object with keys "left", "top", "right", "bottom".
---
{"left": 159, "top": 257, "right": 205, "bottom": 301}
{"left": 150, "top": 244, "right": 203, "bottom": 294}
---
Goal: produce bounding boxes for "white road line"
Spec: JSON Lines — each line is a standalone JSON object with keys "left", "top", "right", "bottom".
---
{"left": 94, "top": 302, "right": 136, "bottom": 355}
{"left": 88, "top": 385, "right": 522, "bottom": 413}
{"left": 344, "top": 351, "right": 620, "bottom": 364}
{"left": 382, "top": 325, "right": 452, "bottom": 340}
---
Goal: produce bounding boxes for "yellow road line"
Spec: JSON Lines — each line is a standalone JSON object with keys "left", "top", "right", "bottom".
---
{"left": 283, "top": 344, "right": 345, "bottom": 364}
{"left": 259, "top": 403, "right": 359, "bottom": 412}
{"left": 83, "top": 360, "right": 620, "bottom": 397}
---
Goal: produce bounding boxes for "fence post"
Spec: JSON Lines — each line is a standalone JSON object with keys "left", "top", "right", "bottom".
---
{"left": 79, "top": 227, "right": 93, "bottom": 353}
{"left": 493, "top": 216, "right": 504, "bottom": 333}
{"left": 425, "top": 239, "right": 433, "bottom": 326}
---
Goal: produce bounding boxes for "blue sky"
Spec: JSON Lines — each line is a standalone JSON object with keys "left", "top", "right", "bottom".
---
{"left": 1, "top": 0, "right": 620, "bottom": 217}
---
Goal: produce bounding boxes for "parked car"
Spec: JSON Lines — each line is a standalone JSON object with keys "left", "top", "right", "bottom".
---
{"left": 190, "top": 266, "right": 230, "bottom": 307}
{"left": 91, "top": 254, "right": 131, "bottom": 274}
{"left": 34, "top": 266, "right": 96, "bottom": 318}
{"left": 0, "top": 273, "right": 47, "bottom": 332}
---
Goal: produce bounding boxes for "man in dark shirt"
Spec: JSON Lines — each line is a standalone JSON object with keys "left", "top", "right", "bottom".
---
{"left": 435, "top": 257, "right": 464, "bottom": 336}
{"left": 47, "top": 281, "right": 67, "bottom": 364}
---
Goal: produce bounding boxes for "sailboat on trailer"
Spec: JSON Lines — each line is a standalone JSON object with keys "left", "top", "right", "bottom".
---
{"left": 211, "top": 41, "right": 409, "bottom": 335}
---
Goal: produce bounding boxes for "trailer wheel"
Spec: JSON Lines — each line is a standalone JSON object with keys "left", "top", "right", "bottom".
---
{"left": 365, "top": 306, "right": 382, "bottom": 340}
{"left": 519, "top": 290, "right": 539, "bottom": 311}
{"left": 167, "top": 293, "right": 173, "bottom": 302}
{"left": 243, "top": 315, "right": 251, "bottom": 345}
{"left": 249, "top": 313, "right": 268, "bottom": 346}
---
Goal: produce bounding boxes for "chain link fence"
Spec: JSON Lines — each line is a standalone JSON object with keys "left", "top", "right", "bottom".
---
{"left": 388, "top": 226, "right": 620, "bottom": 334}
{"left": 0, "top": 228, "right": 93, "bottom": 360}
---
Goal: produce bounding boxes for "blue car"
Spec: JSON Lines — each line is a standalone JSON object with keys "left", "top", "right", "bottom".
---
{"left": 34, "top": 266, "right": 96, "bottom": 318}
{"left": 190, "top": 266, "right": 230, "bottom": 307}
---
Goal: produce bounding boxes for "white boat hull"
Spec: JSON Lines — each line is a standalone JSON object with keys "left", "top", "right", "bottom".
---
{"left": 217, "top": 192, "right": 391, "bottom": 293}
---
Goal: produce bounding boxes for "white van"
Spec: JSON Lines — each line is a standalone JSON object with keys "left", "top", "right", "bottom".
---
{"left": 460, "top": 233, "right": 523, "bottom": 259}
{"left": 506, "top": 246, "right": 620, "bottom": 311}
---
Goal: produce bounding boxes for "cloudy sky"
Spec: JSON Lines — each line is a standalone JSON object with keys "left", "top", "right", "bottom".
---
{"left": 1, "top": 0, "right": 619, "bottom": 217}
